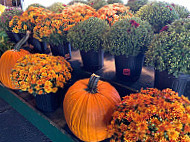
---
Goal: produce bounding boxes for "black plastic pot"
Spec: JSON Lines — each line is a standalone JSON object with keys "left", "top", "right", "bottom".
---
{"left": 35, "top": 92, "right": 60, "bottom": 112}
{"left": 154, "top": 70, "right": 190, "bottom": 97}
{"left": 50, "top": 43, "right": 72, "bottom": 60}
{"left": 6, "top": 31, "right": 22, "bottom": 43}
{"left": 28, "top": 37, "right": 48, "bottom": 54}
{"left": 80, "top": 49, "right": 104, "bottom": 72}
{"left": 115, "top": 53, "right": 144, "bottom": 82}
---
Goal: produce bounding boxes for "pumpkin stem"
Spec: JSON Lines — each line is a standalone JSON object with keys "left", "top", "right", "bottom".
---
{"left": 87, "top": 73, "right": 100, "bottom": 94}
{"left": 14, "top": 31, "right": 30, "bottom": 51}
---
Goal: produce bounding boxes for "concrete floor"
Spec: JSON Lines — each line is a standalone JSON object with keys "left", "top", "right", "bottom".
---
{"left": 0, "top": 97, "right": 52, "bottom": 142}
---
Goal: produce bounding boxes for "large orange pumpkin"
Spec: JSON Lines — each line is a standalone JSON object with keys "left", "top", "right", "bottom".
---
{"left": 0, "top": 31, "right": 30, "bottom": 89}
{"left": 63, "top": 74, "right": 121, "bottom": 142}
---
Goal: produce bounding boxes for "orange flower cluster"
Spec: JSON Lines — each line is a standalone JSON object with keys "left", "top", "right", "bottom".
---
{"left": 9, "top": 6, "right": 52, "bottom": 34}
{"left": 33, "top": 12, "right": 67, "bottom": 42}
{"left": 8, "top": 3, "right": 132, "bottom": 41}
{"left": 9, "top": 6, "right": 68, "bottom": 42}
{"left": 108, "top": 88, "right": 190, "bottom": 142}
{"left": 62, "top": 3, "right": 97, "bottom": 31}
{"left": 97, "top": 3, "right": 133, "bottom": 26}
{"left": 10, "top": 54, "right": 72, "bottom": 95}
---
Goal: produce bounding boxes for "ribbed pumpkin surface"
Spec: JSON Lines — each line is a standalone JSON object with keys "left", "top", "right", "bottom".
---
{"left": 63, "top": 78, "right": 121, "bottom": 142}
{"left": 0, "top": 49, "right": 29, "bottom": 89}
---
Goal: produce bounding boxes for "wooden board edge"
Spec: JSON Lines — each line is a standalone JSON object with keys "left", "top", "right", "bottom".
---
{"left": 0, "top": 85, "right": 76, "bottom": 142}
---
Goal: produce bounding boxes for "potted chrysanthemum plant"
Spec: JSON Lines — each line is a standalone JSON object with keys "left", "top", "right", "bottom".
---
{"left": 104, "top": 17, "right": 153, "bottom": 82}
{"left": 11, "top": 54, "right": 72, "bottom": 112}
{"left": 108, "top": 88, "right": 190, "bottom": 141}
{"left": 0, "top": 7, "right": 23, "bottom": 43}
{"left": 67, "top": 17, "right": 109, "bottom": 71}
{"left": 146, "top": 18, "right": 190, "bottom": 96}
{"left": 136, "top": 1, "right": 179, "bottom": 33}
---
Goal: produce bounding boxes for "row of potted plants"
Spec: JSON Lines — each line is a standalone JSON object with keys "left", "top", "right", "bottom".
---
{"left": 0, "top": 2, "right": 189, "bottom": 142}
{"left": 0, "top": 1, "right": 189, "bottom": 58}
{"left": 0, "top": 38, "right": 190, "bottom": 142}
{"left": 0, "top": 16, "right": 189, "bottom": 104}
{"left": 0, "top": 33, "right": 189, "bottom": 141}
{"left": 67, "top": 16, "right": 153, "bottom": 81}
{"left": 2, "top": 37, "right": 190, "bottom": 141}
{"left": 0, "top": 1, "right": 190, "bottom": 96}
{"left": 66, "top": 15, "right": 189, "bottom": 97}
{"left": 1, "top": 0, "right": 189, "bottom": 35}
{"left": 0, "top": 2, "right": 189, "bottom": 86}
{"left": 0, "top": 3, "right": 133, "bottom": 59}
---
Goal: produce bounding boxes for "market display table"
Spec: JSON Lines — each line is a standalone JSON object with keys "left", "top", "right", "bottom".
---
{"left": 70, "top": 50, "right": 154, "bottom": 93}
{"left": 0, "top": 50, "right": 154, "bottom": 142}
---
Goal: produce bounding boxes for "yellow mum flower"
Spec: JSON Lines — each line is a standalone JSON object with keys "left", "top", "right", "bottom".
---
{"left": 23, "top": 25, "right": 27, "bottom": 30}
{"left": 167, "top": 129, "right": 179, "bottom": 140}
{"left": 35, "top": 85, "right": 41, "bottom": 91}
{"left": 45, "top": 80, "right": 53, "bottom": 87}
{"left": 41, "top": 72, "right": 47, "bottom": 77}
{"left": 44, "top": 87, "right": 52, "bottom": 94}
{"left": 10, "top": 54, "right": 72, "bottom": 95}
{"left": 12, "top": 28, "right": 19, "bottom": 33}
{"left": 28, "top": 89, "right": 33, "bottom": 94}
{"left": 38, "top": 90, "right": 43, "bottom": 95}
{"left": 52, "top": 87, "right": 58, "bottom": 93}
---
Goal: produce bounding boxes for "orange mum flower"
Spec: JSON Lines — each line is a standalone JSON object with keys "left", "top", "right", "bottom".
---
{"left": 108, "top": 88, "right": 190, "bottom": 141}
{"left": 62, "top": 3, "right": 97, "bottom": 31}
{"left": 10, "top": 54, "right": 72, "bottom": 95}
{"left": 97, "top": 3, "right": 133, "bottom": 26}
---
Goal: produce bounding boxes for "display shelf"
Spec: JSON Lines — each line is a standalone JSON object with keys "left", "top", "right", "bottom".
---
{"left": 70, "top": 50, "right": 154, "bottom": 93}
{"left": 0, "top": 50, "right": 154, "bottom": 142}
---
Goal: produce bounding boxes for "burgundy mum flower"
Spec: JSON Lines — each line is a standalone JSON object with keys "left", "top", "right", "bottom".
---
{"left": 129, "top": 20, "right": 140, "bottom": 28}
{"left": 129, "top": 20, "right": 135, "bottom": 24}
{"left": 134, "top": 22, "right": 140, "bottom": 28}
{"left": 160, "top": 25, "right": 168, "bottom": 32}
{"left": 166, "top": 5, "right": 173, "bottom": 11}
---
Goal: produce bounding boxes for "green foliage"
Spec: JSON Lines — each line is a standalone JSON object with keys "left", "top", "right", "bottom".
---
{"left": 0, "top": 30, "right": 14, "bottom": 57}
{"left": 126, "top": 0, "right": 148, "bottom": 13}
{"left": 146, "top": 18, "right": 190, "bottom": 77}
{"left": 48, "top": 32, "right": 67, "bottom": 46}
{"left": 26, "top": 3, "right": 45, "bottom": 10}
{"left": 172, "top": 3, "right": 190, "bottom": 18}
{"left": 136, "top": 2, "right": 179, "bottom": 33}
{"left": 68, "top": 0, "right": 88, "bottom": 5}
{"left": 67, "top": 17, "right": 109, "bottom": 52}
{"left": 104, "top": 17, "right": 153, "bottom": 57}
{"left": 0, "top": 7, "right": 23, "bottom": 31}
{"left": 107, "top": 0, "right": 123, "bottom": 4}
{"left": 88, "top": 0, "right": 108, "bottom": 10}
{"left": 47, "top": 2, "right": 66, "bottom": 13}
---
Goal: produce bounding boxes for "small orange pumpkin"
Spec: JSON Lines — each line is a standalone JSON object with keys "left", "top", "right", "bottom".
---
{"left": 0, "top": 31, "right": 30, "bottom": 89}
{"left": 63, "top": 73, "right": 121, "bottom": 142}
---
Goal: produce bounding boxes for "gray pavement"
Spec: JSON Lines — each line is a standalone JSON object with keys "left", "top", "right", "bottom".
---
{"left": 0, "top": 98, "right": 52, "bottom": 142}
